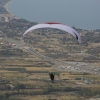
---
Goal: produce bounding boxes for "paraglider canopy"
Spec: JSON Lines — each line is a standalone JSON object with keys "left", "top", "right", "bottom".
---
{"left": 23, "top": 22, "right": 82, "bottom": 44}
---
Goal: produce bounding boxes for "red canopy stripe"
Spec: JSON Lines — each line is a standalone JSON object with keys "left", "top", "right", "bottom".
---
{"left": 44, "top": 22, "right": 62, "bottom": 24}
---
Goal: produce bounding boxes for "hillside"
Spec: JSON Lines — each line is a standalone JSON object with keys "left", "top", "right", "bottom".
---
{"left": 0, "top": 0, "right": 100, "bottom": 100}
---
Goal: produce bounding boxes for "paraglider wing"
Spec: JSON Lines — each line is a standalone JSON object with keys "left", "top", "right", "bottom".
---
{"left": 23, "top": 22, "right": 81, "bottom": 44}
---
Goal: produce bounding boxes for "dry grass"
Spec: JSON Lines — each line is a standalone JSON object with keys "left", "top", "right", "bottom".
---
{"left": 25, "top": 67, "right": 55, "bottom": 71}
{"left": 88, "top": 43, "right": 100, "bottom": 48}
{"left": 12, "top": 92, "right": 80, "bottom": 100}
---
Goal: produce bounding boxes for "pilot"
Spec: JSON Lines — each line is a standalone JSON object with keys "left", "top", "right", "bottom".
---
{"left": 49, "top": 73, "right": 55, "bottom": 83}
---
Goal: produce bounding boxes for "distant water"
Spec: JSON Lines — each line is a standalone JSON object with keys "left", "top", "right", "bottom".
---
{"left": 8, "top": 0, "right": 100, "bottom": 30}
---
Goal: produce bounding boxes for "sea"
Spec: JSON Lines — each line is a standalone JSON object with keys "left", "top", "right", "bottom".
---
{"left": 8, "top": 0, "right": 100, "bottom": 30}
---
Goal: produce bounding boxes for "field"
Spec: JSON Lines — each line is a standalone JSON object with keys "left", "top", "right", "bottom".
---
{"left": 0, "top": 0, "right": 100, "bottom": 99}
{"left": 0, "top": 55, "right": 100, "bottom": 100}
{"left": 0, "top": 23, "right": 100, "bottom": 100}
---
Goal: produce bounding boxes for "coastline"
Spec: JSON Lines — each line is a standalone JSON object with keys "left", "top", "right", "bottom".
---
{"left": 3, "top": 0, "right": 19, "bottom": 19}
{"left": 2, "top": 1, "right": 99, "bottom": 30}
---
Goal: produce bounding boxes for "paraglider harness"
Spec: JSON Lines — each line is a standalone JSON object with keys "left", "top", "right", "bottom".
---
{"left": 48, "top": 72, "right": 59, "bottom": 83}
